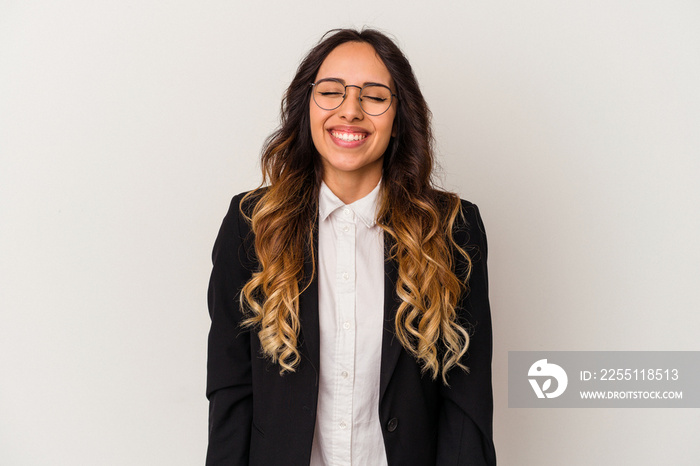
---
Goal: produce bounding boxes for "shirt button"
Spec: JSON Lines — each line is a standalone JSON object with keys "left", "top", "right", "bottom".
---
{"left": 343, "top": 208, "right": 351, "bottom": 217}
{"left": 339, "top": 421, "right": 347, "bottom": 429}
{"left": 343, "top": 321, "right": 351, "bottom": 330}
{"left": 341, "top": 371, "right": 349, "bottom": 379}
{"left": 342, "top": 272, "right": 349, "bottom": 280}
{"left": 342, "top": 225, "right": 350, "bottom": 233}
{"left": 387, "top": 418, "right": 398, "bottom": 432}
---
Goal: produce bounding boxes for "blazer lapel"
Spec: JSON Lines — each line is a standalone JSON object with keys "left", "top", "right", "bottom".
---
{"left": 298, "top": 228, "right": 320, "bottom": 377}
{"left": 379, "top": 236, "right": 403, "bottom": 402}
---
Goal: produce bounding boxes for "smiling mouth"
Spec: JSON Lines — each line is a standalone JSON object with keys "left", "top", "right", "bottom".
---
{"left": 330, "top": 130, "right": 368, "bottom": 142}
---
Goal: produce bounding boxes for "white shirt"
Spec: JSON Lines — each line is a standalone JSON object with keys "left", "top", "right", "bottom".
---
{"left": 309, "top": 181, "right": 388, "bottom": 466}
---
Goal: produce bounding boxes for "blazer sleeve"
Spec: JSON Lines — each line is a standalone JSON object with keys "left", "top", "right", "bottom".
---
{"left": 206, "top": 194, "right": 255, "bottom": 465}
{"left": 436, "top": 201, "right": 497, "bottom": 465}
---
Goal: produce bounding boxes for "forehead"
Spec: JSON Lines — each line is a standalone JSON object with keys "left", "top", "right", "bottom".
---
{"left": 315, "top": 41, "right": 393, "bottom": 87}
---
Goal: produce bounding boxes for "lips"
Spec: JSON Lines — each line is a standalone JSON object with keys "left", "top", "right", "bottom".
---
{"left": 327, "top": 126, "right": 370, "bottom": 147}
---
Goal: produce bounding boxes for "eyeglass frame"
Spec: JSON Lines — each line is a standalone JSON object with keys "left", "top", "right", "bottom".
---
{"left": 309, "top": 78, "right": 398, "bottom": 116}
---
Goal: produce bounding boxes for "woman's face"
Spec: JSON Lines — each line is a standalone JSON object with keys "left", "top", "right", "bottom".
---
{"left": 310, "top": 41, "right": 397, "bottom": 196}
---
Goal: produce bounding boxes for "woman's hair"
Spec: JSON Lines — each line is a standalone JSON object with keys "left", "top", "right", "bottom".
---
{"left": 240, "top": 28, "right": 472, "bottom": 383}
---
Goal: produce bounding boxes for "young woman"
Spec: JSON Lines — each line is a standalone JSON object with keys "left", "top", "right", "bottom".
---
{"left": 206, "top": 28, "right": 496, "bottom": 465}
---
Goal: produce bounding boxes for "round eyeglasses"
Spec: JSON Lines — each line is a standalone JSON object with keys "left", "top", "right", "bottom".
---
{"left": 310, "top": 78, "right": 397, "bottom": 116}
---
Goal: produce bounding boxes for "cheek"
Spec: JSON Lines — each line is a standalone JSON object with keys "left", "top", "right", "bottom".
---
{"left": 309, "top": 104, "right": 324, "bottom": 133}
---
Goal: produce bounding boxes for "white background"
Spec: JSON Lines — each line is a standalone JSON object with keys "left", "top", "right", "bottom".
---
{"left": 1, "top": 1, "right": 699, "bottom": 464}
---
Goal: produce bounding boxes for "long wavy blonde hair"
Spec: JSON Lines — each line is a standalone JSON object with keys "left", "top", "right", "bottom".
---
{"left": 240, "top": 29, "right": 472, "bottom": 383}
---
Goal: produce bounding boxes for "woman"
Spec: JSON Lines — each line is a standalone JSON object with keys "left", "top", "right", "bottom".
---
{"left": 206, "top": 28, "right": 496, "bottom": 465}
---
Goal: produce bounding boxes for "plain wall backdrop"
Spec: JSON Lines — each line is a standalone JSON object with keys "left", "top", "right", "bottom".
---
{"left": 1, "top": 0, "right": 699, "bottom": 464}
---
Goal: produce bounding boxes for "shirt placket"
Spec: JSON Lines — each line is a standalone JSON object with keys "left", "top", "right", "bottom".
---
{"left": 332, "top": 206, "right": 356, "bottom": 465}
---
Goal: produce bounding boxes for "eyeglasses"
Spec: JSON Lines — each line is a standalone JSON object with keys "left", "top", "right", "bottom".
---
{"left": 310, "top": 78, "right": 397, "bottom": 116}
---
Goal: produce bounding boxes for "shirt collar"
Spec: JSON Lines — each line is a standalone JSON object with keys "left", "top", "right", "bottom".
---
{"left": 319, "top": 180, "right": 381, "bottom": 228}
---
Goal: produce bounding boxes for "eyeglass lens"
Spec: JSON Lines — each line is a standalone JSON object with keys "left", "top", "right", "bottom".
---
{"left": 313, "top": 80, "right": 393, "bottom": 116}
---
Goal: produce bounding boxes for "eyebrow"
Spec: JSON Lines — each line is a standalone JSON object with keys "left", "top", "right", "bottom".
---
{"left": 320, "top": 77, "right": 392, "bottom": 88}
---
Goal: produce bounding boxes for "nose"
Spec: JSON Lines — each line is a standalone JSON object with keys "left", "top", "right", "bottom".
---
{"left": 338, "top": 85, "right": 364, "bottom": 120}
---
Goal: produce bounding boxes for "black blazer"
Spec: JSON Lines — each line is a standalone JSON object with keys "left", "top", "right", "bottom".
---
{"left": 206, "top": 192, "right": 496, "bottom": 465}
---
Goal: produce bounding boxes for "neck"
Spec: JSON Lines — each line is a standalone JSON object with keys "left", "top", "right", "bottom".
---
{"left": 322, "top": 169, "right": 381, "bottom": 204}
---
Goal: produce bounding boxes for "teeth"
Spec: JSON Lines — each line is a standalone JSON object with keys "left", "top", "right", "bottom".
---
{"left": 331, "top": 131, "right": 367, "bottom": 142}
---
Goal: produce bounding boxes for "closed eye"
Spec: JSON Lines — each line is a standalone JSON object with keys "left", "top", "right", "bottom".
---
{"left": 363, "top": 96, "right": 387, "bottom": 102}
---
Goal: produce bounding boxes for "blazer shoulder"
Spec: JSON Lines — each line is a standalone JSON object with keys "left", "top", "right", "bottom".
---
{"left": 459, "top": 197, "right": 486, "bottom": 229}
{"left": 452, "top": 198, "right": 488, "bottom": 267}
{"left": 213, "top": 189, "right": 267, "bottom": 271}
{"left": 453, "top": 197, "right": 486, "bottom": 234}
{"left": 225, "top": 187, "right": 267, "bottom": 218}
